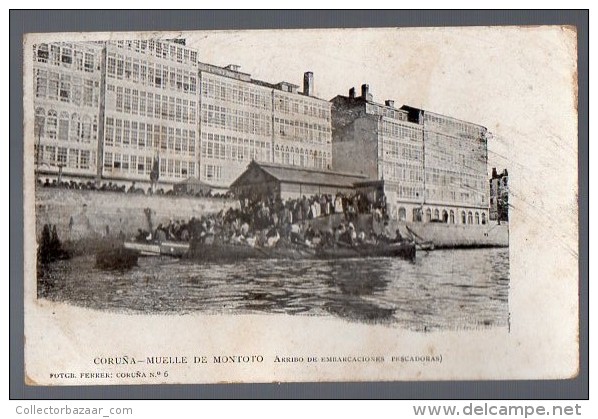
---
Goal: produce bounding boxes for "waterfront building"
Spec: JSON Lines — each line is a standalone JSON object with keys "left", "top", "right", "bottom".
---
{"left": 331, "top": 85, "right": 489, "bottom": 224}
{"left": 489, "top": 168, "right": 509, "bottom": 222}
{"left": 102, "top": 40, "right": 200, "bottom": 188}
{"left": 32, "top": 41, "right": 104, "bottom": 182}
{"left": 32, "top": 40, "right": 332, "bottom": 191}
{"left": 199, "top": 67, "right": 332, "bottom": 188}
{"left": 230, "top": 161, "right": 366, "bottom": 201}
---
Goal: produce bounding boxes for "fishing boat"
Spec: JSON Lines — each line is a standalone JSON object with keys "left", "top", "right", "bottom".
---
{"left": 123, "top": 241, "right": 189, "bottom": 257}
{"left": 124, "top": 238, "right": 416, "bottom": 262}
{"left": 316, "top": 241, "right": 416, "bottom": 260}
{"left": 186, "top": 241, "right": 416, "bottom": 263}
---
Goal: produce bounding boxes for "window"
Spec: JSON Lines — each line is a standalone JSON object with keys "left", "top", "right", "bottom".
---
{"left": 46, "top": 110, "right": 58, "bottom": 139}
{"left": 83, "top": 80, "right": 94, "bottom": 107}
{"left": 425, "top": 208, "right": 432, "bottom": 222}
{"left": 80, "top": 150, "right": 90, "bottom": 169}
{"left": 124, "top": 88, "right": 131, "bottom": 112}
{"left": 84, "top": 53, "right": 94, "bottom": 72}
{"left": 61, "top": 47, "right": 72, "bottom": 65}
{"left": 35, "top": 70, "right": 47, "bottom": 98}
{"left": 82, "top": 116, "right": 91, "bottom": 142}
{"left": 461, "top": 211, "right": 467, "bottom": 224}
{"left": 59, "top": 75, "right": 71, "bottom": 102}
{"left": 103, "top": 152, "right": 113, "bottom": 170}
{"left": 35, "top": 108, "right": 45, "bottom": 138}
{"left": 161, "top": 126, "right": 167, "bottom": 150}
{"left": 434, "top": 209, "right": 440, "bottom": 220}
{"left": 131, "top": 122, "right": 138, "bottom": 147}
{"left": 105, "top": 117, "right": 114, "bottom": 146}
{"left": 57, "top": 147, "right": 68, "bottom": 164}
{"left": 188, "top": 131, "right": 195, "bottom": 155}
{"left": 51, "top": 45, "right": 60, "bottom": 66}
{"left": 154, "top": 94, "right": 161, "bottom": 118}
{"left": 58, "top": 112, "right": 69, "bottom": 141}
{"left": 442, "top": 210, "right": 448, "bottom": 223}
{"left": 481, "top": 212, "right": 487, "bottom": 225}
{"left": 36, "top": 44, "right": 49, "bottom": 62}
{"left": 113, "top": 153, "right": 121, "bottom": 169}
{"left": 132, "top": 90, "right": 139, "bottom": 115}
{"left": 116, "top": 87, "right": 123, "bottom": 111}
{"left": 74, "top": 50, "right": 84, "bottom": 71}
{"left": 44, "top": 146, "right": 56, "bottom": 164}
{"left": 70, "top": 113, "right": 80, "bottom": 141}
{"left": 139, "top": 63, "right": 147, "bottom": 84}
{"left": 450, "top": 210, "right": 455, "bottom": 224}
{"left": 175, "top": 129, "right": 182, "bottom": 152}
{"left": 123, "top": 120, "right": 130, "bottom": 145}
{"left": 475, "top": 212, "right": 480, "bottom": 225}
{"left": 115, "top": 119, "right": 122, "bottom": 145}
{"left": 107, "top": 54, "right": 116, "bottom": 76}
{"left": 124, "top": 58, "right": 132, "bottom": 79}
{"left": 68, "top": 148, "right": 78, "bottom": 168}
{"left": 48, "top": 72, "right": 59, "bottom": 100}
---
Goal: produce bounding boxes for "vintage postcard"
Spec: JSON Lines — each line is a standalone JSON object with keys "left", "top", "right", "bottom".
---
{"left": 23, "top": 26, "right": 578, "bottom": 385}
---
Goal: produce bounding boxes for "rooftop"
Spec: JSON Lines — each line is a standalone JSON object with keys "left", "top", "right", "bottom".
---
{"left": 232, "top": 161, "right": 368, "bottom": 189}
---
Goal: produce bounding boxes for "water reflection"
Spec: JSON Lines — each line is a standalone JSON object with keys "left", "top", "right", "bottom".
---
{"left": 40, "top": 248, "right": 509, "bottom": 331}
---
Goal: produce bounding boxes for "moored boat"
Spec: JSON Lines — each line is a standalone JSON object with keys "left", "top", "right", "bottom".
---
{"left": 186, "top": 241, "right": 415, "bottom": 263}
{"left": 316, "top": 242, "right": 416, "bottom": 261}
{"left": 124, "top": 239, "right": 416, "bottom": 262}
{"left": 124, "top": 241, "right": 189, "bottom": 257}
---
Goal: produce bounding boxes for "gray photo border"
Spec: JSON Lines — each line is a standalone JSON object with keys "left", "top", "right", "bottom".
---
{"left": 9, "top": 9, "right": 588, "bottom": 400}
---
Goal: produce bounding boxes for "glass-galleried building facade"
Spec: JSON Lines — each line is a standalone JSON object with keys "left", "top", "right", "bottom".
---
{"left": 32, "top": 42, "right": 103, "bottom": 181}
{"left": 102, "top": 40, "right": 200, "bottom": 186}
{"left": 331, "top": 86, "right": 490, "bottom": 224}
{"left": 199, "top": 70, "right": 273, "bottom": 187}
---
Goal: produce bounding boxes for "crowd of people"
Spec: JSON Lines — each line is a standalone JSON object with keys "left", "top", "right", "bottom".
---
{"left": 135, "top": 192, "right": 405, "bottom": 250}
{"left": 36, "top": 178, "right": 233, "bottom": 199}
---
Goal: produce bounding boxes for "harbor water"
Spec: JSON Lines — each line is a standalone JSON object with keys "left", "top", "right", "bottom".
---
{"left": 40, "top": 247, "right": 509, "bottom": 331}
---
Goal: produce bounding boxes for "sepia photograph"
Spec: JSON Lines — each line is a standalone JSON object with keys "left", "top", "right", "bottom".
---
{"left": 22, "top": 25, "right": 578, "bottom": 385}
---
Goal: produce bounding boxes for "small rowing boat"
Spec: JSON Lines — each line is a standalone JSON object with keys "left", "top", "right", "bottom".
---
{"left": 124, "top": 241, "right": 189, "bottom": 257}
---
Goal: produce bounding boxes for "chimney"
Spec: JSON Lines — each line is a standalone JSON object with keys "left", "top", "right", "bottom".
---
{"left": 361, "top": 84, "right": 372, "bottom": 101}
{"left": 385, "top": 99, "right": 395, "bottom": 108}
{"left": 349, "top": 87, "right": 356, "bottom": 99}
{"left": 303, "top": 71, "right": 314, "bottom": 96}
{"left": 224, "top": 64, "right": 241, "bottom": 72}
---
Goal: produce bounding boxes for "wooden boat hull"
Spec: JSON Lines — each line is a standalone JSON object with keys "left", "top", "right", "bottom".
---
{"left": 187, "top": 241, "right": 416, "bottom": 262}
{"left": 317, "top": 242, "right": 416, "bottom": 261}
{"left": 124, "top": 241, "right": 190, "bottom": 257}
{"left": 125, "top": 240, "right": 416, "bottom": 262}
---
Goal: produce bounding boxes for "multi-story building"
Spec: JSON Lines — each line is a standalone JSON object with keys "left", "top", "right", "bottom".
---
{"left": 271, "top": 72, "right": 332, "bottom": 171}
{"left": 102, "top": 40, "right": 200, "bottom": 188}
{"left": 489, "top": 168, "right": 509, "bottom": 222}
{"left": 32, "top": 40, "right": 333, "bottom": 191}
{"left": 199, "top": 67, "right": 332, "bottom": 188}
{"left": 32, "top": 41, "right": 104, "bottom": 182}
{"left": 198, "top": 63, "right": 273, "bottom": 187}
{"left": 331, "top": 85, "right": 489, "bottom": 225}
